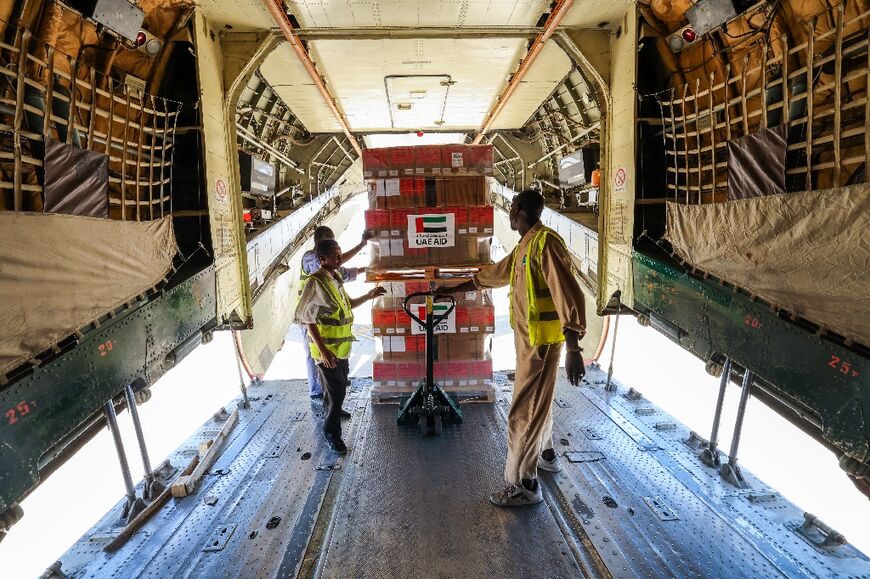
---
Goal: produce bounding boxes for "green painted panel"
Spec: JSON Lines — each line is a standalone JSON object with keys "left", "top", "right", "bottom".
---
{"left": 632, "top": 252, "right": 869, "bottom": 464}
{"left": 0, "top": 268, "right": 217, "bottom": 513}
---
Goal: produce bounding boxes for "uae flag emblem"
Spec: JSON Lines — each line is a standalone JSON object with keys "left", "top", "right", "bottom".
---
{"left": 415, "top": 215, "right": 448, "bottom": 233}
{"left": 412, "top": 302, "right": 455, "bottom": 335}
{"left": 407, "top": 212, "right": 455, "bottom": 248}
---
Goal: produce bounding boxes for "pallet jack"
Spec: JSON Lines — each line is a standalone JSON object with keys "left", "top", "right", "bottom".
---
{"left": 396, "top": 291, "right": 463, "bottom": 436}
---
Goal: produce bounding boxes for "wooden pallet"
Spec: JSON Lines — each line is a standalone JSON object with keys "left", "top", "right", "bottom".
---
{"left": 366, "top": 264, "right": 484, "bottom": 282}
{"left": 371, "top": 385, "right": 495, "bottom": 405}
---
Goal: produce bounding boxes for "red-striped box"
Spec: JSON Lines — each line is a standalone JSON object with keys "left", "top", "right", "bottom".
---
{"left": 388, "top": 147, "right": 415, "bottom": 176}
{"left": 363, "top": 149, "right": 390, "bottom": 178}
{"left": 414, "top": 145, "right": 443, "bottom": 174}
{"left": 372, "top": 360, "right": 396, "bottom": 385}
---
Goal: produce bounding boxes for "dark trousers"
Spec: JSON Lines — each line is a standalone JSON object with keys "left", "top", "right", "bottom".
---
{"left": 317, "top": 359, "right": 349, "bottom": 438}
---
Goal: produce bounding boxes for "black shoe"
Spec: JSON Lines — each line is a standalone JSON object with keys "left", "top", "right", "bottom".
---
{"left": 340, "top": 409, "right": 352, "bottom": 419}
{"left": 325, "top": 435, "right": 348, "bottom": 454}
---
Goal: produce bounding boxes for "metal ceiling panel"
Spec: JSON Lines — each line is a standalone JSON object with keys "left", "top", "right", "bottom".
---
{"left": 260, "top": 43, "right": 345, "bottom": 133}
{"left": 284, "top": 1, "right": 552, "bottom": 28}
{"left": 199, "top": 0, "right": 275, "bottom": 29}
{"left": 307, "top": 37, "right": 528, "bottom": 131}
{"left": 562, "top": 0, "right": 634, "bottom": 29}
{"left": 385, "top": 75, "right": 451, "bottom": 129}
{"left": 364, "top": 133, "right": 467, "bottom": 147}
{"left": 491, "top": 41, "right": 572, "bottom": 129}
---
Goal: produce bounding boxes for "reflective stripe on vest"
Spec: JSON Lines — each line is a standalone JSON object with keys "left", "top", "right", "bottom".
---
{"left": 509, "top": 226, "right": 566, "bottom": 346}
{"left": 303, "top": 270, "right": 355, "bottom": 360}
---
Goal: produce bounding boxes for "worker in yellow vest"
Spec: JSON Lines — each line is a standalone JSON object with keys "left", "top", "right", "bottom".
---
{"left": 436, "top": 189, "right": 586, "bottom": 506}
{"left": 294, "top": 238, "right": 385, "bottom": 454}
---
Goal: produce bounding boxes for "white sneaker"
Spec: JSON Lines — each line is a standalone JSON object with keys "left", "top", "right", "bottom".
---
{"left": 537, "top": 453, "right": 562, "bottom": 473}
{"left": 489, "top": 483, "right": 543, "bottom": 507}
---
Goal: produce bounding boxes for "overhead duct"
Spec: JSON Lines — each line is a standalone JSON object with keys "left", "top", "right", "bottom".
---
{"left": 472, "top": 0, "right": 575, "bottom": 144}
{"left": 262, "top": 0, "right": 362, "bottom": 156}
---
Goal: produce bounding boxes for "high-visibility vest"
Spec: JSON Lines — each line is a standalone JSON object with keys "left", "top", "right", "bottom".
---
{"left": 509, "top": 226, "right": 566, "bottom": 346}
{"left": 303, "top": 269, "right": 355, "bottom": 360}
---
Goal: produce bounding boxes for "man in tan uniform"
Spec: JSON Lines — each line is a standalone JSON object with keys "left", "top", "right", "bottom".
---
{"left": 437, "top": 189, "right": 586, "bottom": 506}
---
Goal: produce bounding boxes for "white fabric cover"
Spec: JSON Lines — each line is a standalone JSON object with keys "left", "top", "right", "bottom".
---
{"left": 665, "top": 184, "right": 870, "bottom": 345}
{"left": 0, "top": 213, "right": 177, "bottom": 376}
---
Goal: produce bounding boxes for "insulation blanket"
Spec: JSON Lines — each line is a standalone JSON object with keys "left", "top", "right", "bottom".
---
{"left": 0, "top": 213, "right": 178, "bottom": 376}
{"left": 665, "top": 184, "right": 870, "bottom": 345}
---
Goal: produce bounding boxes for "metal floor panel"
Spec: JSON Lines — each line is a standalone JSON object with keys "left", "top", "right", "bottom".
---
{"left": 538, "top": 367, "right": 870, "bottom": 579}
{"left": 56, "top": 370, "right": 870, "bottom": 579}
{"left": 315, "top": 402, "right": 584, "bottom": 579}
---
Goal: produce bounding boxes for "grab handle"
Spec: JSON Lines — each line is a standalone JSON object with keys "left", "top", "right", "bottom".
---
{"left": 402, "top": 292, "right": 456, "bottom": 330}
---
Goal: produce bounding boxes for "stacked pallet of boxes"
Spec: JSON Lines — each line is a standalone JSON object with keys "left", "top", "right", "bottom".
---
{"left": 363, "top": 144, "right": 495, "bottom": 402}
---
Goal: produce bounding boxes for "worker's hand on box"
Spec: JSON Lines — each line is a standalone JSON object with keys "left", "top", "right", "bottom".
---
{"left": 565, "top": 350, "right": 586, "bottom": 386}
{"left": 361, "top": 230, "right": 375, "bottom": 242}
{"left": 431, "top": 284, "right": 455, "bottom": 295}
{"left": 368, "top": 286, "right": 387, "bottom": 300}
{"left": 321, "top": 350, "right": 339, "bottom": 369}
{"left": 355, "top": 266, "right": 367, "bottom": 277}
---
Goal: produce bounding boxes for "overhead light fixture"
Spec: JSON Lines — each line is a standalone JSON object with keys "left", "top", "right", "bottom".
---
{"left": 666, "top": 25, "right": 700, "bottom": 53}
{"left": 667, "top": 0, "right": 741, "bottom": 54}
{"left": 136, "top": 29, "right": 163, "bottom": 57}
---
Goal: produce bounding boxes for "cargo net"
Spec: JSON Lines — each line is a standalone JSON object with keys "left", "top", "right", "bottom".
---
{"left": 0, "top": 27, "right": 183, "bottom": 220}
{"left": 652, "top": 2, "right": 869, "bottom": 204}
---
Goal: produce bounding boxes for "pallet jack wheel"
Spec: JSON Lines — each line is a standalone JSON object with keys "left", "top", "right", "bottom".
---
{"left": 419, "top": 416, "right": 429, "bottom": 437}
{"left": 433, "top": 414, "right": 443, "bottom": 436}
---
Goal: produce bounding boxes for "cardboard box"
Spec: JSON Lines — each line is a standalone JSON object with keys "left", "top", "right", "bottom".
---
{"left": 422, "top": 176, "right": 438, "bottom": 207}
{"left": 372, "top": 304, "right": 493, "bottom": 335}
{"left": 468, "top": 206, "right": 494, "bottom": 234}
{"left": 414, "top": 145, "right": 443, "bottom": 174}
{"left": 388, "top": 147, "right": 415, "bottom": 176}
{"left": 371, "top": 308, "right": 397, "bottom": 336}
{"left": 363, "top": 149, "right": 390, "bottom": 178}
{"left": 437, "top": 334, "right": 489, "bottom": 360}
{"left": 373, "top": 356, "right": 492, "bottom": 389}
{"left": 376, "top": 283, "right": 490, "bottom": 309}
{"left": 372, "top": 360, "right": 397, "bottom": 386}
{"left": 368, "top": 207, "right": 492, "bottom": 269}
{"left": 367, "top": 180, "right": 382, "bottom": 209}
{"left": 440, "top": 144, "right": 493, "bottom": 175}
{"left": 436, "top": 176, "right": 487, "bottom": 206}
{"left": 365, "top": 209, "right": 391, "bottom": 237}
{"left": 396, "top": 178, "right": 423, "bottom": 208}
{"left": 397, "top": 361, "right": 424, "bottom": 384}
{"left": 378, "top": 335, "right": 426, "bottom": 361}
{"left": 441, "top": 144, "right": 470, "bottom": 174}
{"left": 468, "top": 145, "right": 494, "bottom": 175}
{"left": 366, "top": 145, "right": 491, "bottom": 180}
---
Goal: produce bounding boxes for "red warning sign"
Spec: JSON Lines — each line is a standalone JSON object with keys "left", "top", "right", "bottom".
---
{"left": 216, "top": 178, "right": 227, "bottom": 202}
{"left": 614, "top": 167, "right": 627, "bottom": 193}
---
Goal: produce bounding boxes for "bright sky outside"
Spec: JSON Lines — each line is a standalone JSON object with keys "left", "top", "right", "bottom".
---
{"left": 2, "top": 197, "right": 868, "bottom": 578}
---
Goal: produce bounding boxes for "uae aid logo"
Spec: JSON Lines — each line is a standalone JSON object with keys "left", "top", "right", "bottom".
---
{"left": 407, "top": 213, "right": 455, "bottom": 248}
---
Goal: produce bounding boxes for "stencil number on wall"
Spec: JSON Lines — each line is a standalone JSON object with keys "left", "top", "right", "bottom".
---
{"left": 98, "top": 340, "right": 114, "bottom": 357}
{"left": 4, "top": 400, "right": 36, "bottom": 425}
{"left": 828, "top": 355, "right": 859, "bottom": 378}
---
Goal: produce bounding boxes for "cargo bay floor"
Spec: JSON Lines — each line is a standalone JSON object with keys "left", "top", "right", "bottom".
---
{"left": 57, "top": 366, "right": 870, "bottom": 578}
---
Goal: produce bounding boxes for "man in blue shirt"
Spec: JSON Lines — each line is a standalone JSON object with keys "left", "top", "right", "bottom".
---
{"left": 301, "top": 226, "right": 372, "bottom": 400}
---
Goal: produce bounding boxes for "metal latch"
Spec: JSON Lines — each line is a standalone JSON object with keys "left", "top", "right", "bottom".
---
{"left": 564, "top": 451, "right": 606, "bottom": 463}
{"left": 202, "top": 523, "right": 237, "bottom": 552}
{"left": 791, "top": 513, "right": 847, "bottom": 551}
{"left": 643, "top": 496, "right": 680, "bottom": 521}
